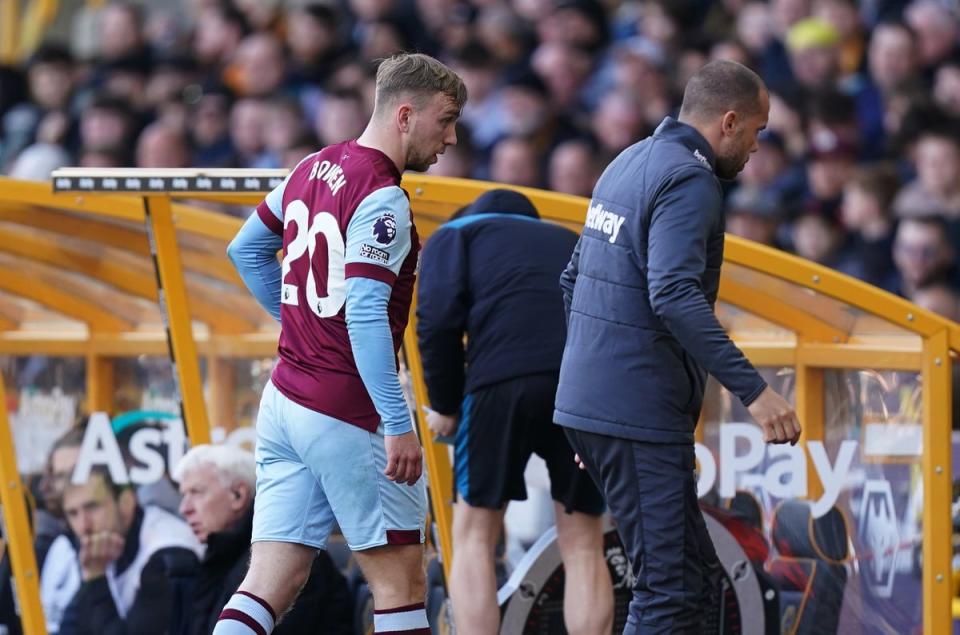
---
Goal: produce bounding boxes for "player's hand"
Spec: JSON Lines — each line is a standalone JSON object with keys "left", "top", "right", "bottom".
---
{"left": 574, "top": 454, "right": 586, "bottom": 470}
{"left": 426, "top": 410, "right": 458, "bottom": 437}
{"left": 747, "top": 386, "right": 802, "bottom": 445}
{"left": 79, "top": 531, "right": 125, "bottom": 581}
{"left": 384, "top": 430, "right": 423, "bottom": 486}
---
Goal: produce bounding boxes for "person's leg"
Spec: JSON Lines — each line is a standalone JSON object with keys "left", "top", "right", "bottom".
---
{"left": 304, "top": 412, "right": 429, "bottom": 633}
{"left": 448, "top": 380, "right": 528, "bottom": 633}
{"left": 553, "top": 504, "right": 614, "bottom": 635}
{"left": 353, "top": 543, "right": 429, "bottom": 633}
{"left": 215, "top": 381, "right": 334, "bottom": 634}
{"left": 689, "top": 479, "right": 723, "bottom": 630}
{"left": 565, "top": 428, "right": 708, "bottom": 634}
{"left": 214, "top": 541, "right": 317, "bottom": 634}
{"left": 448, "top": 502, "right": 507, "bottom": 635}
{"left": 530, "top": 372, "right": 612, "bottom": 634}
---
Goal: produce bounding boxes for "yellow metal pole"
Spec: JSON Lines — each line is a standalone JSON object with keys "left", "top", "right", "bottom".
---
{"left": 0, "top": 380, "right": 47, "bottom": 635}
{"left": 85, "top": 354, "right": 115, "bottom": 414}
{"left": 0, "top": 0, "right": 19, "bottom": 65}
{"left": 144, "top": 195, "right": 211, "bottom": 445}
{"left": 402, "top": 320, "right": 454, "bottom": 580}
{"left": 922, "top": 329, "right": 952, "bottom": 632}
{"left": 207, "top": 355, "right": 236, "bottom": 433}
{"left": 795, "top": 360, "right": 824, "bottom": 501}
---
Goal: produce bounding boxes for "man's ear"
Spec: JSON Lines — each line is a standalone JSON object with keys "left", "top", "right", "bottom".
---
{"left": 230, "top": 482, "right": 252, "bottom": 510}
{"left": 397, "top": 103, "right": 414, "bottom": 133}
{"left": 721, "top": 110, "right": 739, "bottom": 137}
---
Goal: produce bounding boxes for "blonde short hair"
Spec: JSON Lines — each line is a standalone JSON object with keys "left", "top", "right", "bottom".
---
{"left": 374, "top": 53, "right": 467, "bottom": 113}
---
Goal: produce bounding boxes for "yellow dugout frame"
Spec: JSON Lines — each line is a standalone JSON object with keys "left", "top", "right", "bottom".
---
{"left": 0, "top": 169, "right": 957, "bottom": 633}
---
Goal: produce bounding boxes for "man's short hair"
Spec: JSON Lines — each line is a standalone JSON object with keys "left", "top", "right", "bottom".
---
{"left": 72, "top": 465, "right": 130, "bottom": 500}
{"left": 374, "top": 53, "right": 467, "bottom": 113}
{"left": 898, "top": 215, "right": 952, "bottom": 246}
{"left": 679, "top": 60, "right": 766, "bottom": 122}
{"left": 172, "top": 444, "right": 256, "bottom": 491}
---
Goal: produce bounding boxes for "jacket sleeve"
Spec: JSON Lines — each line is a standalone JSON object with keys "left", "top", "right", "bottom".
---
{"left": 645, "top": 169, "right": 767, "bottom": 406}
{"left": 415, "top": 227, "right": 469, "bottom": 416}
{"left": 560, "top": 236, "right": 582, "bottom": 323}
{"left": 59, "top": 548, "right": 197, "bottom": 635}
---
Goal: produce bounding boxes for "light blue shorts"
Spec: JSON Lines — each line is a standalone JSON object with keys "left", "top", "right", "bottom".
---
{"left": 251, "top": 380, "right": 427, "bottom": 551}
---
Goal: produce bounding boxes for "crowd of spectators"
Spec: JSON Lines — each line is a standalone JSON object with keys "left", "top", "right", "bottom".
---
{"left": 1, "top": 0, "right": 960, "bottom": 318}
{"left": 0, "top": 419, "right": 355, "bottom": 634}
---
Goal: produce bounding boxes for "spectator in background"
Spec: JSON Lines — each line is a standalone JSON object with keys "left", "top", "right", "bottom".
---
{"left": 784, "top": 17, "right": 842, "bottom": 93}
{"left": 740, "top": 130, "right": 791, "bottom": 189}
{"left": 192, "top": 2, "right": 249, "bottom": 80}
{"left": 591, "top": 88, "right": 646, "bottom": 162}
{"left": 792, "top": 203, "right": 847, "bottom": 266}
{"left": 100, "top": 55, "right": 152, "bottom": 113}
{"left": 893, "top": 127, "right": 960, "bottom": 219}
{"left": 856, "top": 20, "right": 918, "bottom": 158}
{"left": 428, "top": 122, "right": 476, "bottom": 178}
{"left": 892, "top": 215, "right": 957, "bottom": 297}
{"left": 726, "top": 185, "right": 786, "bottom": 248}
{"left": 548, "top": 137, "right": 601, "bottom": 198}
{"left": 449, "top": 42, "right": 501, "bottom": 152}
{"left": 228, "top": 97, "right": 269, "bottom": 167}
{"left": 934, "top": 57, "right": 960, "bottom": 117}
{"left": 492, "top": 68, "right": 578, "bottom": 162}
{"left": 76, "top": 95, "right": 138, "bottom": 163}
{"left": 313, "top": 88, "right": 368, "bottom": 148}
{"left": 227, "top": 33, "right": 288, "bottom": 99}
{"left": 281, "top": 132, "right": 321, "bottom": 171}
{"left": 490, "top": 135, "right": 543, "bottom": 188}
{"left": 837, "top": 163, "right": 899, "bottom": 290}
{"left": 913, "top": 279, "right": 960, "bottom": 321}
{"left": 2, "top": 424, "right": 88, "bottom": 635}
{"left": 531, "top": 41, "right": 595, "bottom": 113}
{"left": 172, "top": 445, "right": 353, "bottom": 635}
{"left": 904, "top": 0, "right": 959, "bottom": 75}
{"left": 802, "top": 106, "right": 859, "bottom": 214}
{"left": 286, "top": 3, "right": 350, "bottom": 88}
{"left": 48, "top": 467, "right": 200, "bottom": 635}
{"left": 1, "top": 45, "right": 75, "bottom": 169}
{"left": 538, "top": 0, "right": 609, "bottom": 53}
{"left": 135, "top": 122, "right": 191, "bottom": 168}
{"left": 813, "top": 0, "right": 865, "bottom": 79}
{"left": 190, "top": 86, "right": 236, "bottom": 168}
{"left": 97, "top": 2, "right": 150, "bottom": 65}
{"left": 474, "top": 5, "right": 534, "bottom": 69}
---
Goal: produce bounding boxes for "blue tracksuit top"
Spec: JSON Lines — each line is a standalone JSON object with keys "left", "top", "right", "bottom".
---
{"left": 554, "top": 117, "right": 767, "bottom": 444}
{"left": 417, "top": 207, "right": 578, "bottom": 416}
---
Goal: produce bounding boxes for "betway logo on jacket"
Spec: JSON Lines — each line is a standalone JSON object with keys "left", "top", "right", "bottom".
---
{"left": 585, "top": 202, "right": 626, "bottom": 244}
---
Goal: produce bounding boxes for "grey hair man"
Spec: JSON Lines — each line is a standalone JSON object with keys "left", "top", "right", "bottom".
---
{"left": 174, "top": 444, "right": 352, "bottom": 635}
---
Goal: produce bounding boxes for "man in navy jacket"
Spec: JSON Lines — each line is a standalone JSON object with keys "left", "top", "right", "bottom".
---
{"left": 555, "top": 60, "right": 801, "bottom": 633}
{"left": 418, "top": 189, "right": 613, "bottom": 634}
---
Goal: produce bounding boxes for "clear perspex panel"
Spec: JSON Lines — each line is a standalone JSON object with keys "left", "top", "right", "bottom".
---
{"left": 696, "top": 367, "right": 924, "bottom": 635}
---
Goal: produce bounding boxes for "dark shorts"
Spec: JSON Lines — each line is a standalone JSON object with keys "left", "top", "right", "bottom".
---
{"left": 564, "top": 427, "right": 722, "bottom": 634}
{"left": 454, "top": 373, "right": 605, "bottom": 515}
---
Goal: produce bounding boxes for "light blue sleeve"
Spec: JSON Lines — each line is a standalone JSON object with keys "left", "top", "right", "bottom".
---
{"left": 345, "top": 276, "right": 412, "bottom": 436}
{"left": 226, "top": 212, "right": 283, "bottom": 322}
{"left": 344, "top": 185, "right": 412, "bottom": 278}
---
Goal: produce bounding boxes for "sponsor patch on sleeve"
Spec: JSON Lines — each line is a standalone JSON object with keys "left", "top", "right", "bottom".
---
{"left": 359, "top": 243, "right": 390, "bottom": 264}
